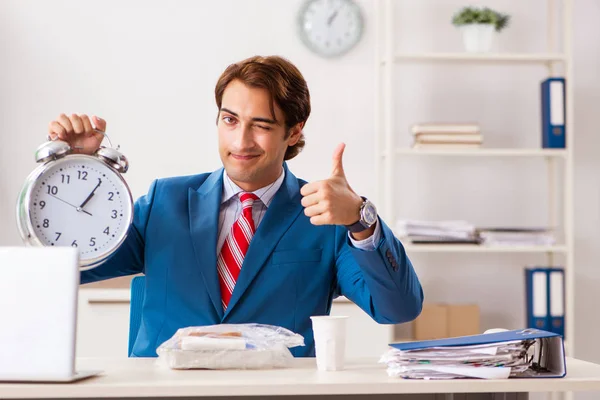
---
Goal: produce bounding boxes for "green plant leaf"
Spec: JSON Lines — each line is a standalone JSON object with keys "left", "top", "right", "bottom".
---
{"left": 451, "top": 6, "right": 510, "bottom": 32}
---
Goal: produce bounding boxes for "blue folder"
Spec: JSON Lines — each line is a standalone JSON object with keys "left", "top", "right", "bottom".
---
{"left": 525, "top": 268, "right": 551, "bottom": 331}
{"left": 390, "top": 329, "right": 566, "bottom": 378}
{"left": 548, "top": 268, "right": 566, "bottom": 338}
{"left": 525, "top": 267, "right": 565, "bottom": 338}
{"left": 541, "top": 77, "right": 566, "bottom": 148}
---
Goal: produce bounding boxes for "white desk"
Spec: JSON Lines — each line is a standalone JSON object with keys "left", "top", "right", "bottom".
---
{"left": 0, "top": 358, "right": 599, "bottom": 399}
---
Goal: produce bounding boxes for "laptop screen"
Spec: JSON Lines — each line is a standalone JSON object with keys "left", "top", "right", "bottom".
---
{"left": 0, "top": 247, "right": 79, "bottom": 380}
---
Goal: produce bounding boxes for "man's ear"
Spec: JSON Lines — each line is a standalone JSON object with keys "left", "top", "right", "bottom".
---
{"left": 287, "top": 122, "right": 304, "bottom": 146}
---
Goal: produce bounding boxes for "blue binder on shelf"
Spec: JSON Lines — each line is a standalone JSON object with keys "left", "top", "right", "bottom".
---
{"left": 541, "top": 77, "right": 566, "bottom": 148}
{"left": 525, "top": 267, "right": 565, "bottom": 338}
{"left": 390, "top": 329, "right": 566, "bottom": 378}
{"left": 548, "top": 268, "right": 566, "bottom": 337}
{"left": 525, "top": 268, "right": 551, "bottom": 331}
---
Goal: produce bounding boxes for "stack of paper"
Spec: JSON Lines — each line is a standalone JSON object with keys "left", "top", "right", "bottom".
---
{"left": 380, "top": 340, "right": 536, "bottom": 380}
{"left": 478, "top": 228, "right": 556, "bottom": 246}
{"left": 396, "top": 220, "right": 479, "bottom": 244}
{"left": 410, "top": 123, "right": 482, "bottom": 149}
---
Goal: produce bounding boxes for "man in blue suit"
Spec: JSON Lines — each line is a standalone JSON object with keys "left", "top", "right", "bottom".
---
{"left": 47, "top": 55, "right": 423, "bottom": 357}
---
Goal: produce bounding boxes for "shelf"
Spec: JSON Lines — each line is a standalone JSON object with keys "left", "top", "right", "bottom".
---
{"left": 391, "top": 148, "right": 568, "bottom": 157}
{"left": 375, "top": 0, "right": 575, "bottom": 356}
{"left": 403, "top": 244, "right": 568, "bottom": 254}
{"left": 384, "top": 53, "right": 566, "bottom": 64}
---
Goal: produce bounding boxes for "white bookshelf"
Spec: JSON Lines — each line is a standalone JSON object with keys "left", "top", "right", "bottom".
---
{"left": 387, "top": 52, "right": 566, "bottom": 64}
{"left": 403, "top": 244, "right": 569, "bottom": 254}
{"left": 374, "top": 0, "right": 575, "bottom": 362}
{"left": 392, "top": 148, "right": 567, "bottom": 158}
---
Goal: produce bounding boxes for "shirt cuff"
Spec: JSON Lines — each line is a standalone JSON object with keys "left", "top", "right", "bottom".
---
{"left": 348, "top": 219, "right": 381, "bottom": 251}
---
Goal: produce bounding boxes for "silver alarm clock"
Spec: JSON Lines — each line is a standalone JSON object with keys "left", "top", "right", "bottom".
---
{"left": 16, "top": 133, "right": 133, "bottom": 270}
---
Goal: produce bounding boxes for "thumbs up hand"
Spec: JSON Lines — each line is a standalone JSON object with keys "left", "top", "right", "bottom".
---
{"left": 300, "top": 143, "right": 364, "bottom": 228}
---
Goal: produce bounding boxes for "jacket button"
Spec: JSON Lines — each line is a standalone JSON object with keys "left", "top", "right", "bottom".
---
{"left": 386, "top": 249, "right": 392, "bottom": 258}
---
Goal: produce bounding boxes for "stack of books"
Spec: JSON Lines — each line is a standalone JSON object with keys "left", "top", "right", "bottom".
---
{"left": 395, "top": 220, "right": 479, "bottom": 244}
{"left": 410, "top": 123, "right": 482, "bottom": 149}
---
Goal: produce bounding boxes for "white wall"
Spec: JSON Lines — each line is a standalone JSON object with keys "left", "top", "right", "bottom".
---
{"left": 1, "top": 0, "right": 599, "bottom": 374}
{"left": 0, "top": 0, "right": 377, "bottom": 209}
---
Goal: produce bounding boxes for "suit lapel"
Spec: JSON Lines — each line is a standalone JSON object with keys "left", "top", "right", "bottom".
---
{"left": 189, "top": 169, "right": 224, "bottom": 320}
{"left": 223, "top": 164, "right": 303, "bottom": 319}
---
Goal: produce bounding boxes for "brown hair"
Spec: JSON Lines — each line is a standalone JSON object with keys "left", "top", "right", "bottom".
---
{"left": 215, "top": 56, "right": 311, "bottom": 160}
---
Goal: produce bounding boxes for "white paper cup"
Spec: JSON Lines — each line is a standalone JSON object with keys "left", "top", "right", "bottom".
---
{"left": 310, "top": 315, "right": 348, "bottom": 371}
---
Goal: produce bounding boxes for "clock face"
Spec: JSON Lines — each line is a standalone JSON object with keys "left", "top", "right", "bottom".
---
{"left": 298, "top": 0, "right": 363, "bottom": 57}
{"left": 26, "top": 155, "right": 133, "bottom": 266}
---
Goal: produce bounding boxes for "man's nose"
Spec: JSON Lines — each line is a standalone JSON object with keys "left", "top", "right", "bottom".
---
{"left": 235, "top": 124, "right": 254, "bottom": 149}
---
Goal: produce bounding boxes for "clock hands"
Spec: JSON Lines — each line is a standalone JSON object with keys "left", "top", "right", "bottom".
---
{"left": 44, "top": 178, "right": 103, "bottom": 218}
{"left": 48, "top": 194, "right": 93, "bottom": 216}
{"left": 327, "top": 6, "right": 341, "bottom": 26}
{"left": 79, "top": 178, "right": 102, "bottom": 210}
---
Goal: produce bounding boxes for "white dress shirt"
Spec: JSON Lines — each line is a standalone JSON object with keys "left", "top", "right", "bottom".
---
{"left": 217, "top": 168, "right": 381, "bottom": 254}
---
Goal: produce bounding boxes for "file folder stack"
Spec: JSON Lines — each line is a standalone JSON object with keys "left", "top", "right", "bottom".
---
{"left": 381, "top": 329, "right": 566, "bottom": 380}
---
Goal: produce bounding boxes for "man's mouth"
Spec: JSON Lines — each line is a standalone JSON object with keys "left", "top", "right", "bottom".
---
{"left": 230, "top": 153, "right": 259, "bottom": 161}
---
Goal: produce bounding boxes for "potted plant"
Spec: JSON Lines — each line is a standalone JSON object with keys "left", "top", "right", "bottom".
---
{"left": 452, "top": 6, "right": 510, "bottom": 52}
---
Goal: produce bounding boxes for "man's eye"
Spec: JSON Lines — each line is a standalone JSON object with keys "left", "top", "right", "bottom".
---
{"left": 223, "top": 116, "right": 235, "bottom": 124}
{"left": 256, "top": 125, "right": 271, "bottom": 131}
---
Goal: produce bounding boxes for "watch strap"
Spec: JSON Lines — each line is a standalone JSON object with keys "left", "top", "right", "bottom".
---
{"left": 345, "top": 196, "right": 369, "bottom": 233}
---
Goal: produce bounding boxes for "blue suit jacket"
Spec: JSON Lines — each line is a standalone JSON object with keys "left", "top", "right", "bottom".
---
{"left": 81, "top": 164, "right": 423, "bottom": 357}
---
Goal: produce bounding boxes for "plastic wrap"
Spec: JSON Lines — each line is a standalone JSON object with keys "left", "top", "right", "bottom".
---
{"left": 156, "top": 323, "right": 304, "bottom": 370}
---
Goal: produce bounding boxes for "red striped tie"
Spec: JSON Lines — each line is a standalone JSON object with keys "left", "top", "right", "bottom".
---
{"left": 217, "top": 192, "right": 258, "bottom": 310}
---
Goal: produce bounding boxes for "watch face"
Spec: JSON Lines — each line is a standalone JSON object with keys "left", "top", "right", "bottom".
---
{"left": 362, "top": 202, "right": 377, "bottom": 225}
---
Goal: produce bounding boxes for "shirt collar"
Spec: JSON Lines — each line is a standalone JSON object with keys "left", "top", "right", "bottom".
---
{"left": 221, "top": 167, "right": 285, "bottom": 207}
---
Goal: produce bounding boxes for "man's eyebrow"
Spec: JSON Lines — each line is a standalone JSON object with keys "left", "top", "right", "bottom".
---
{"left": 252, "top": 117, "right": 277, "bottom": 124}
{"left": 220, "top": 108, "right": 278, "bottom": 125}
{"left": 220, "top": 108, "right": 239, "bottom": 117}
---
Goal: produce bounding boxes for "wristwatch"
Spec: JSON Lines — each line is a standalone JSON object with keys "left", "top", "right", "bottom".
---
{"left": 345, "top": 197, "right": 378, "bottom": 233}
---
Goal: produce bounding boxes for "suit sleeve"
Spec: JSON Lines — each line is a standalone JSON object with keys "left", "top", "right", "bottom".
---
{"left": 334, "top": 217, "right": 424, "bottom": 324}
{"left": 80, "top": 179, "right": 158, "bottom": 284}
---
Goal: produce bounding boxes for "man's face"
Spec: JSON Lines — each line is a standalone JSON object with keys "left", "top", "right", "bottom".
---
{"left": 218, "top": 79, "right": 301, "bottom": 191}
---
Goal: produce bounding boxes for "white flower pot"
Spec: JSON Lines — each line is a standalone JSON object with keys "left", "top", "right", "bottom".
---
{"left": 460, "top": 23, "right": 495, "bottom": 52}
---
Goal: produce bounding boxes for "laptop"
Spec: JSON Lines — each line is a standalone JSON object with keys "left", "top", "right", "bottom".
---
{"left": 0, "top": 246, "right": 102, "bottom": 382}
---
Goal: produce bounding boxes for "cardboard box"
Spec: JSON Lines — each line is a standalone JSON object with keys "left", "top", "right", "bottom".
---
{"left": 413, "top": 303, "right": 480, "bottom": 340}
{"left": 413, "top": 303, "right": 448, "bottom": 340}
{"left": 447, "top": 304, "right": 480, "bottom": 337}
